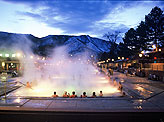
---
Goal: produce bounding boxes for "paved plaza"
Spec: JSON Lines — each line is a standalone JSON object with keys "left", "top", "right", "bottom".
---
{"left": 0, "top": 72, "right": 164, "bottom": 112}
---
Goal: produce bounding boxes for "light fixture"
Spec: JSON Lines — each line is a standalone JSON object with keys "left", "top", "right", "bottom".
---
{"left": 2, "top": 62, "right": 5, "bottom": 67}
{"left": 17, "top": 53, "right": 21, "bottom": 57}
{"left": 139, "top": 54, "right": 142, "bottom": 57}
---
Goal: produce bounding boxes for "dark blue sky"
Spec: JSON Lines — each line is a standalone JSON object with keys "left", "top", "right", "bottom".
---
{"left": 0, "top": 0, "right": 163, "bottom": 40}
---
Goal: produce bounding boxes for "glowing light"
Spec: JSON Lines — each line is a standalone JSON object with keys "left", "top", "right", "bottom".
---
{"left": 17, "top": 53, "right": 21, "bottom": 57}
{"left": 139, "top": 99, "right": 143, "bottom": 102}
{"left": 42, "top": 57, "right": 45, "bottom": 60}
{"left": 139, "top": 54, "right": 142, "bottom": 57}
{"left": 112, "top": 59, "right": 114, "bottom": 61}
{"left": 141, "top": 51, "right": 144, "bottom": 54}
{"left": 122, "top": 57, "right": 124, "bottom": 60}
{"left": 100, "top": 77, "right": 106, "bottom": 80}
{"left": 159, "top": 49, "right": 161, "bottom": 51}
{"left": 99, "top": 80, "right": 109, "bottom": 83}
{"left": 12, "top": 54, "right": 16, "bottom": 57}
{"left": 5, "top": 54, "right": 9, "bottom": 57}
{"left": 154, "top": 57, "right": 157, "bottom": 59}
{"left": 0, "top": 54, "right": 2, "bottom": 56}
{"left": 30, "top": 56, "right": 33, "bottom": 59}
{"left": 14, "top": 98, "right": 21, "bottom": 103}
{"left": 152, "top": 45, "right": 156, "bottom": 49}
{"left": 91, "top": 55, "right": 94, "bottom": 58}
{"left": 136, "top": 86, "right": 144, "bottom": 92}
{"left": 118, "top": 57, "right": 120, "bottom": 59}
{"left": 2, "top": 62, "right": 5, "bottom": 67}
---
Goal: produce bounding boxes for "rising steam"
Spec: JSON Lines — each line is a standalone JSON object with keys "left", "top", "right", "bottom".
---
{"left": 4, "top": 35, "right": 119, "bottom": 97}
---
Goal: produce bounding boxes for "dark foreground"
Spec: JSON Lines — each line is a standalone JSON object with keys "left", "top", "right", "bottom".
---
{"left": 0, "top": 72, "right": 164, "bottom": 122}
{"left": 0, "top": 110, "right": 164, "bottom": 122}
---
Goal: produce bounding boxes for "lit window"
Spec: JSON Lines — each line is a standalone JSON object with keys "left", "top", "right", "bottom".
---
{"left": 12, "top": 54, "right": 16, "bottom": 57}
{"left": 5, "top": 54, "right": 9, "bottom": 57}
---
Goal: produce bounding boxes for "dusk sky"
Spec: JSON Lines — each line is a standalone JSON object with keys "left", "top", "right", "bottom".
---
{"left": 0, "top": 0, "right": 164, "bottom": 39}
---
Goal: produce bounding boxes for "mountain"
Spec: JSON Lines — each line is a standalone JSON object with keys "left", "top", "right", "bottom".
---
{"left": 0, "top": 31, "right": 111, "bottom": 58}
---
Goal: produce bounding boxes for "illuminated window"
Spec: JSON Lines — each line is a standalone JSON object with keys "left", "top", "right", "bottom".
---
{"left": 12, "top": 54, "right": 16, "bottom": 57}
{"left": 5, "top": 54, "right": 9, "bottom": 57}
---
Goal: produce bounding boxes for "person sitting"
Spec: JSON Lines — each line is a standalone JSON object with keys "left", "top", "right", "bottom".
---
{"left": 63, "top": 91, "right": 69, "bottom": 98}
{"left": 70, "top": 91, "right": 77, "bottom": 98}
{"left": 118, "top": 82, "right": 123, "bottom": 92}
{"left": 81, "top": 92, "right": 87, "bottom": 98}
{"left": 91, "top": 92, "right": 97, "bottom": 98}
{"left": 99, "top": 91, "right": 103, "bottom": 97}
{"left": 52, "top": 91, "right": 58, "bottom": 98}
{"left": 26, "top": 82, "right": 31, "bottom": 88}
{"left": 122, "top": 92, "right": 126, "bottom": 97}
{"left": 113, "top": 79, "right": 117, "bottom": 86}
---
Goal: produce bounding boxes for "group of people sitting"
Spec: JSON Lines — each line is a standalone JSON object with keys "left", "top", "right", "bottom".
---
{"left": 52, "top": 91, "right": 103, "bottom": 98}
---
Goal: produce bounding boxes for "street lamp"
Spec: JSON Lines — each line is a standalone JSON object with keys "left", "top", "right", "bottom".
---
{"left": 141, "top": 51, "right": 144, "bottom": 54}
{"left": 112, "top": 59, "right": 114, "bottom": 61}
{"left": 2, "top": 62, "right": 5, "bottom": 67}
{"left": 16, "top": 53, "right": 21, "bottom": 57}
{"left": 139, "top": 54, "right": 142, "bottom": 57}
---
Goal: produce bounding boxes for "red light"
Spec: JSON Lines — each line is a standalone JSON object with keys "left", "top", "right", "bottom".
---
{"left": 126, "top": 58, "right": 129, "bottom": 60}
{"left": 154, "top": 57, "right": 157, "bottom": 59}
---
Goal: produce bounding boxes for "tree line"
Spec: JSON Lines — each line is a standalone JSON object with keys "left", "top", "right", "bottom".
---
{"left": 101, "top": 6, "right": 164, "bottom": 61}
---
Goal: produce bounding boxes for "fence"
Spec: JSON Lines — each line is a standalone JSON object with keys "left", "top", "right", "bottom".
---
{"left": 142, "top": 63, "right": 164, "bottom": 71}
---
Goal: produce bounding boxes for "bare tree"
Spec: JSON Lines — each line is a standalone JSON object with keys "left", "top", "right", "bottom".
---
{"left": 103, "top": 31, "right": 121, "bottom": 43}
{"left": 103, "top": 31, "right": 121, "bottom": 59}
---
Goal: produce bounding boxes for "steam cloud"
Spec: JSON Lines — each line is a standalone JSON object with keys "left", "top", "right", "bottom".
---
{"left": 3, "top": 35, "right": 119, "bottom": 97}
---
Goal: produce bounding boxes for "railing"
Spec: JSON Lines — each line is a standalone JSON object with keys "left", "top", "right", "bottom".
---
{"left": 142, "top": 64, "right": 164, "bottom": 71}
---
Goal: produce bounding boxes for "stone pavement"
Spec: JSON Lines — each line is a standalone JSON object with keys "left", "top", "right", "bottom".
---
{"left": 0, "top": 72, "right": 164, "bottom": 112}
